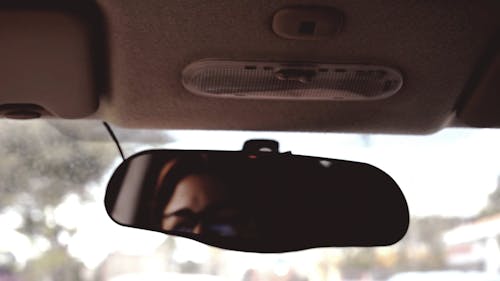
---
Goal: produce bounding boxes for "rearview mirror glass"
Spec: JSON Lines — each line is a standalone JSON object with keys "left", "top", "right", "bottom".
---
{"left": 105, "top": 142, "right": 409, "bottom": 252}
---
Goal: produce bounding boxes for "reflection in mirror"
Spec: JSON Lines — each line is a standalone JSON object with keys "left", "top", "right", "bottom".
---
{"left": 105, "top": 149, "right": 409, "bottom": 253}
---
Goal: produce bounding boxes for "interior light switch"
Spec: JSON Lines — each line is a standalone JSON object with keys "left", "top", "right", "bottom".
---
{"left": 272, "top": 7, "right": 344, "bottom": 40}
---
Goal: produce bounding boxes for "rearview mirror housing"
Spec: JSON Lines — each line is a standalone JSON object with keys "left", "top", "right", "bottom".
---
{"left": 105, "top": 140, "right": 409, "bottom": 252}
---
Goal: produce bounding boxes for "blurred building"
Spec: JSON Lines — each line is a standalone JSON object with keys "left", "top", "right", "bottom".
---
{"left": 443, "top": 214, "right": 500, "bottom": 273}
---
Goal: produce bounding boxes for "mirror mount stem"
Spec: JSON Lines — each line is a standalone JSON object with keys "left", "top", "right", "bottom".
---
{"left": 243, "top": 139, "right": 280, "bottom": 154}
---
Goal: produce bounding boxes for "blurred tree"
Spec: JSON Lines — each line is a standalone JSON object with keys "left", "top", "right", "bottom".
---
{"left": 0, "top": 120, "right": 171, "bottom": 281}
{"left": 0, "top": 121, "right": 117, "bottom": 205}
{"left": 391, "top": 216, "right": 462, "bottom": 275}
{"left": 21, "top": 247, "right": 85, "bottom": 281}
{"left": 0, "top": 120, "right": 118, "bottom": 281}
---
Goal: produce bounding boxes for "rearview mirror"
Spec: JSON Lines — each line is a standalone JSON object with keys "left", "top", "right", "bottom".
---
{"left": 105, "top": 140, "right": 409, "bottom": 252}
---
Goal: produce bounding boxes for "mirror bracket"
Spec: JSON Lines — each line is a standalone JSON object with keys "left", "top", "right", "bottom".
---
{"left": 243, "top": 139, "right": 280, "bottom": 153}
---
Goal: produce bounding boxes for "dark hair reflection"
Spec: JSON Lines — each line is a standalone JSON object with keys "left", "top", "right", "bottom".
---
{"left": 150, "top": 154, "right": 258, "bottom": 238}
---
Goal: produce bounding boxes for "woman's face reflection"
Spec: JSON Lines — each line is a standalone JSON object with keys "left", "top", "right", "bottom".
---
{"left": 161, "top": 173, "right": 239, "bottom": 236}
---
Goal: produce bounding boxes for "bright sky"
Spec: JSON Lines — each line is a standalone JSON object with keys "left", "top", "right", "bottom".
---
{"left": 1, "top": 127, "right": 500, "bottom": 271}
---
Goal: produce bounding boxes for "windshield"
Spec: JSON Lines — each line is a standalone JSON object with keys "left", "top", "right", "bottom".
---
{"left": 1, "top": 120, "right": 500, "bottom": 281}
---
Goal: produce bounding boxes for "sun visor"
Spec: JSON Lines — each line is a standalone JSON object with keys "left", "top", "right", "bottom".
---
{"left": 458, "top": 42, "right": 500, "bottom": 127}
{"left": 0, "top": 1, "right": 107, "bottom": 119}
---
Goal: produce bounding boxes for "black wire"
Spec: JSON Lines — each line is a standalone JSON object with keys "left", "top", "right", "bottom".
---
{"left": 103, "top": 121, "right": 125, "bottom": 161}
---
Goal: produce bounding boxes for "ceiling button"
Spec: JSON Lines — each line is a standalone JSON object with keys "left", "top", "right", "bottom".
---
{"left": 272, "top": 7, "right": 344, "bottom": 40}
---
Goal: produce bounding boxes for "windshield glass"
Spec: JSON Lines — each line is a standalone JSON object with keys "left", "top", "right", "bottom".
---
{"left": 1, "top": 120, "right": 500, "bottom": 281}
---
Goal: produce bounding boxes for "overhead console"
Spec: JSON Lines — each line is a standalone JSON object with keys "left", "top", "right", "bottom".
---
{"left": 0, "top": 0, "right": 106, "bottom": 119}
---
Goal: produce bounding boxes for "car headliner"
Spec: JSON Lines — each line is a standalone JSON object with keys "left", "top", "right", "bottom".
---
{"left": 1, "top": 0, "right": 500, "bottom": 133}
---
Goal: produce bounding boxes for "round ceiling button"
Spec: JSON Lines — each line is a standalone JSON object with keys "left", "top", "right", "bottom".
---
{"left": 272, "top": 6, "right": 344, "bottom": 40}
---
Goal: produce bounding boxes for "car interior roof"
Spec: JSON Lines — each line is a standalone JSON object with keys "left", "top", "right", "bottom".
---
{"left": 1, "top": 0, "right": 499, "bottom": 133}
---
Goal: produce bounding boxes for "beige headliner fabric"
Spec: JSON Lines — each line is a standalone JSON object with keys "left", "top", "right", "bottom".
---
{"left": 94, "top": 0, "right": 500, "bottom": 133}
